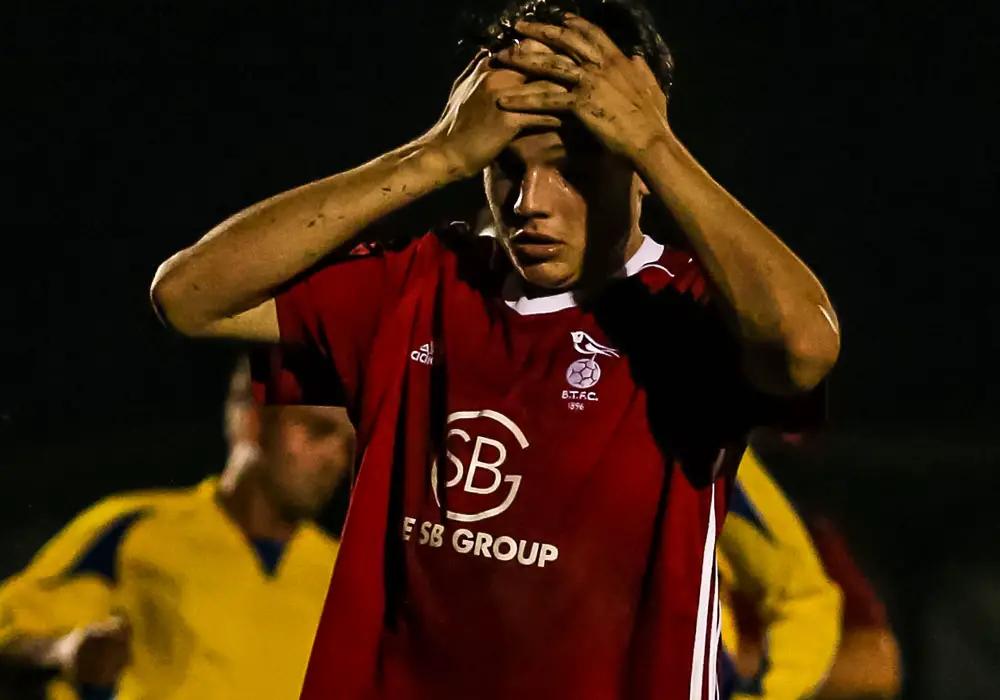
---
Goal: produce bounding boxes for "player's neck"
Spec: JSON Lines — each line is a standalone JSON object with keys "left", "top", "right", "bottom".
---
{"left": 622, "top": 226, "right": 645, "bottom": 261}
{"left": 220, "top": 486, "right": 297, "bottom": 542}
{"left": 217, "top": 455, "right": 297, "bottom": 541}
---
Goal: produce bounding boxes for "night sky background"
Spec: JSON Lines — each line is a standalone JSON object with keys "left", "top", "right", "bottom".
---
{"left": 3, "top": 1, "right": 999, "bottom": 698}
{"left": 5, "top": 0, "right": 998, "bottom": 438}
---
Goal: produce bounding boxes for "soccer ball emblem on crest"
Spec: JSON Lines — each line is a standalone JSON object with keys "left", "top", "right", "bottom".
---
{"left": 565, "top": 331, "right": 620, "bottom": 390}
{"left": 566, "top": 358, "right": 602, "bottom": 389}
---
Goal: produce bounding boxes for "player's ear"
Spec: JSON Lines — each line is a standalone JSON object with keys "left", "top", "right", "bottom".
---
{"left": 635, "top": 172, "right": 651, "bottom": 197}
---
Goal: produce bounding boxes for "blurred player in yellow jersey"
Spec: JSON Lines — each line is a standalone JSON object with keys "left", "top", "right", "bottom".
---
{"left": 718, "top": 447, "right": 842, "bottom": 700}
{"left": 0, "top": 355, "right": 354, "bottom": 700}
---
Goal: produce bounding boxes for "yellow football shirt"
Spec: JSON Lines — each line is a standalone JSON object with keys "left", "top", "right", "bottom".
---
{"left": 718, "top": 449, "right": 842, "bottom": 700}
{"left": 0, "top": 478, "right": 337, "bottom": 700}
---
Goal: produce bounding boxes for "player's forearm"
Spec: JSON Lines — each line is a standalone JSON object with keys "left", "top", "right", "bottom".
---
{"left": 151, "top": 137, "right": 463, "bottom": 335}
{"left": 635, "top": 131, "right": 839, "bottom": 394}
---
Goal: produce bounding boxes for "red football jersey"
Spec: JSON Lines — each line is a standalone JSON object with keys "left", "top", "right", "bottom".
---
{"left": 253, "top": 226, "right": 816, "bottom": 700}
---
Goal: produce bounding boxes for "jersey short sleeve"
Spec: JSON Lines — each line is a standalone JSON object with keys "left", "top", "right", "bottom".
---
{"left": 252, "top": 240, "right": 415, "bottom": 410}
{"left": 664, "top": 252, "right": 828, "bottom": 436}
{"left": 0, "top": 496, "right": 153, "bottom": 645}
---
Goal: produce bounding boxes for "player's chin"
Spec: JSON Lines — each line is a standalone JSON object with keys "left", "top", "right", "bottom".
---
{"left": 279, "top": 497, "right": 323, "bottom": 522}
{"left": 516, "top": 258, "right": 578, "bottom": 291}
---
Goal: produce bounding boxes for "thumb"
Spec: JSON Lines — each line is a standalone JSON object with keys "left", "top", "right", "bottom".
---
{"left": 450, "top": 50, "right": 490, "bottom": 98}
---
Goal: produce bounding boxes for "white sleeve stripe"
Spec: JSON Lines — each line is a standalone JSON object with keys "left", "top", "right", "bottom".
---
{"left": 689, "top": 484, "right": 717, "bottom": 700}
{"left": 707, "top": 558, "right": 721, "bottom": 700}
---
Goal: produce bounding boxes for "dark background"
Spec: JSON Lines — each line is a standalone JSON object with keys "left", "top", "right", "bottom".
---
{"left": 3, "top": 1, "right": 998, "bottom": 698}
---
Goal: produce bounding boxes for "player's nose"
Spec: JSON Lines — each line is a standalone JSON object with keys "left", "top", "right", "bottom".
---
{"left": 512, "top": 167, "right": 552, "bottom": 220}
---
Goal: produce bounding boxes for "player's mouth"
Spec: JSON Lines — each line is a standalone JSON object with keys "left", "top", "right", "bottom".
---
{"left": 510, "top": 230, "right": 563, "bottom": 263}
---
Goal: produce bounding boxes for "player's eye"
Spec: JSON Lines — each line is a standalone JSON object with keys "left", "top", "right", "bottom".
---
{"left": 494, "top": 149, "right": 525, "bottom": 182}
{"left": 557, "top": 155, "right": 590, "bottom": 191}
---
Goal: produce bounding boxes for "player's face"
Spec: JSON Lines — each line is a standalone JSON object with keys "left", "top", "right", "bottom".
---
{"left": 485, "top": 127, "right": 637, "bottom": 291}
{"left": 257, "top": 406, "right": 355, "bottom": 521}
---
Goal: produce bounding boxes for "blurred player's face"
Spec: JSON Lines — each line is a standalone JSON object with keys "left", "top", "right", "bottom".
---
{"left": 484, "top": 41, "right": 641, "bottom": 291}
{"left": 256, "top": 406, "right": 355, "bottom": 521}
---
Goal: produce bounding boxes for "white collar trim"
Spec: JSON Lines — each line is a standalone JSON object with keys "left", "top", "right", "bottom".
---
{"left": 502, "top": 235, "right": 664, "bottom": 316}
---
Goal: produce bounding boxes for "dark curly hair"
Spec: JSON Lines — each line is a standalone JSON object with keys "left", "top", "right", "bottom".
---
{"left": 460, "top": 0, "right": 674, "bottom": 96}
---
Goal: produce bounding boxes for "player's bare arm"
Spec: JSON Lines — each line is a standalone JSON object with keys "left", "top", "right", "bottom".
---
{"left": 494, "top": 15, "right": 840, "bottom": 396}
{"left": 150, "top": 59, "right": 567, "bottom": 340}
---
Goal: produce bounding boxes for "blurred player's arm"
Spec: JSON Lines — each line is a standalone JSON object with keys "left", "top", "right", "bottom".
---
{"left": 150, "top": 57, "right": 563, "bottom": 342}
{"left": 809, "top": 518, "right": 901, "bottom": 700}
{"left": 720, "top": 450, "right": 842, "bottom": 700}
{"left": 0, "top": 498, "right": 144, "bottom": 685}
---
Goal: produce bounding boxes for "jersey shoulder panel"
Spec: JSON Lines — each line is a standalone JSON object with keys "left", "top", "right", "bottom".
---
{"left": 636, "top": 244, "right": 710, "bottom": 300}
{"left": 425, "top": 222, "right": 505, "bottom": 292}
{"left": 13, "top": 488, "right": 186, "bottom": 585}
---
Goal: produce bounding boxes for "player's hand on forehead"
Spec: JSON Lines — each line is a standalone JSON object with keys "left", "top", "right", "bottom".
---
{"left": 488, "top": 12, "right": 669, "bottom": 163}
{"left": 515, "top": 14, "right": 613, "bottom": 66}
{"left": 494, "top": 14, "right": 661, "bottom": 101}
{"left": 423, "top": 42, "right": 574, "bottom": 180}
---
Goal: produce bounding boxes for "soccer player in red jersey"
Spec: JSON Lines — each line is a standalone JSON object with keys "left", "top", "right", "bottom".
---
{"left": 150, "top": 2, "right": 840, "bottom": 698}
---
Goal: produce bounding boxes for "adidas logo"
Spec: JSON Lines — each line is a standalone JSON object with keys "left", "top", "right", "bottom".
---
{"left": 410, "top": 342, "right": 434, "bottom": 366}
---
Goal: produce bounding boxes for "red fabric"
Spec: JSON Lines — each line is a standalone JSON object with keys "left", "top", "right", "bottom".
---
{"left": 253, "top": 230, "right": 818, "bottom": 700}
{"left": 807, "top": 517, "right": 888, "bottom": 629}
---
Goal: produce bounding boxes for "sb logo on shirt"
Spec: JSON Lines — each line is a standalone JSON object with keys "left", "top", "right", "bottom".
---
{"left": 430, "top": 409, "right": 528, "bottom": 523}
{"left": 402, "top": 409, "right": 559, "bottom": 568}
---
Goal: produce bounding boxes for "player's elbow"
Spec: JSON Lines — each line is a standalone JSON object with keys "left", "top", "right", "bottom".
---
{"left": 747, "top": 310, "right": 840, "bottom": 397}
{"left": 785, "top": 313, "right": 840, "bottom": 392}
{"left": 150, "top": 254, "right": 216, "bottom": 337}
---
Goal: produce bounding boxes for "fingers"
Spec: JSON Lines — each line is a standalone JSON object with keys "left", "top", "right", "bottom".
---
{"left": 492, "top": 46, "right": 584, "bottom": 85}
{"left": 510, "top": 112, "right": 565, "bottom": 131}
{"left": 497, "top": 87, "right": 577, "bottom": 114}
{"left": 514, "top": 20, "right": 604, "bottom": 66}
{"left": 496, "top": 83, "right": 569, "bottom": 123}
{"left": 496, "top": 79, "right": 568, "bottom": 97}
{"left": 560, "top": 14, "right": 623, "bottom": 59}
{"left": 496, "top": 78, "right": 575, "bottom": 114}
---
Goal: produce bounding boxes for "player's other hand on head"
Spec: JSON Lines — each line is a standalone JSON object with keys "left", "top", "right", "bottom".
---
{"left": 492, "top": 15, "right": 670, "bottom": 164}
{"left": 55, "top": 615, "right": 131, "bottom": 687}
{"left": 424, "top": 50, "right": 569, "bottom": 180}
